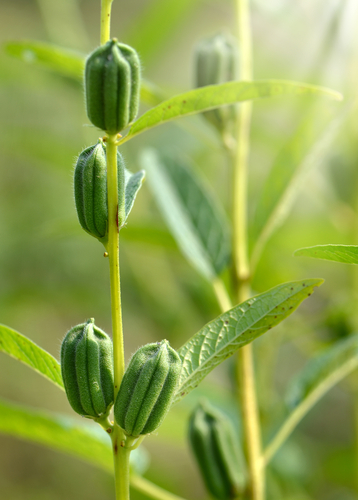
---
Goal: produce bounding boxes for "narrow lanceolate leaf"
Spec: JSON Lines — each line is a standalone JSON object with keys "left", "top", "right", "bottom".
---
{"left": 0, "top": 398, "right": 149, "bottom": 475}
{"left": 174, "top": 279, "right": 323, "bottom": 403}
{"left": 263, "top": 335, "right": 358, "bottom": 465}
{"left": 0, "top": 325, "right": 63, "bottom": 390}
{"left": 123, "top": 80, "right": 342, "bottom": 143}
{"left": 251, "top": 104, "right": 349, "bottom": 270}
{"left": 294, "top": 244, "right": 358, "bottom": 265}
{"left": 141, "top": 149, "right": 231, "bottom": 280}
{"left": 124, "top": 169, "right": 146, "bottom": 222}
{"left": 4, "top": 40, "right": 164, "bottom": 106}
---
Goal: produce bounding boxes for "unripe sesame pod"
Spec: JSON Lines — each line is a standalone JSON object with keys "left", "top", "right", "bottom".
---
{"left": 85, "top": 39, "right": 141, "bottom": 134}
{"left": 114, "top": 340, "right": 181, "bottom": 437}
{"left": 195, "top": 32, "right": 239, "bottom": 133}
{"left": 73, "top": 140, "right": 126, "bottom": 242}
{"left": 188, "top": 400, "right": 246, "bottom": 500}
{"left": 61, "top": 319, "right": 114, "bottom": 419}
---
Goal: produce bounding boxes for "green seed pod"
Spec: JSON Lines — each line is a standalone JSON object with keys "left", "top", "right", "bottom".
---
{"left": 85, "top": 39, "right": 141, "bottom": 134}
{"left": 188, "top": 400, "right": 246, "bottom": 500}
{"left": 61, "top": 319, "right": 114, "bottom": 419}
{"left": 74, "top": 140, "right": 125, "bottom": 242}
{"left": 195, "top": 32, "right": 239, "bottom": 133}
{"left": 114, "top": 340, "right": 181, "bottom": 437}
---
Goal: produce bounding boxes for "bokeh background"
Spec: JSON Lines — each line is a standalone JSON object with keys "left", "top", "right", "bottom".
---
{"left": 1, "top": 0, "right": 358, "bottom": 499}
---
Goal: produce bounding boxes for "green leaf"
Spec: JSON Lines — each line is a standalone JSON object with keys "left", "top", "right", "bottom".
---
{"left": 0, "top": 398, "right": 148, "bottom": 475}
{"left": 294, "top": 244, "right": 358, "bottom": 265}
{"left": 123, "top": 80, "right": 342, "bottom": 144}
{"left": 175, "top": 279, "right": 323, "bottom": 403}
{"left": 124, "top": 169, "right": 146, "bottom": 222}
{"left": 0, "top": 324, "right": 64, "bottom": 390}
{"left": 4, "top": 40, "right": 165, "bottom": 105}
{"left": 251, "top": 103, "right": 349, "bottom": 270}
{"left": 263, "top": 335, "right": 358, "bottom": 464}
{"left": 140, "top": 149, "right": 231, "bottom": 280}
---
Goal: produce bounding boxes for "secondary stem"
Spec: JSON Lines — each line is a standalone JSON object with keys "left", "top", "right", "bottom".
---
{"left": 101, "top": 0, "right": 113, "bottom": 45}
{"left": 234, "top": 1, "right": 264, "bottom": 499}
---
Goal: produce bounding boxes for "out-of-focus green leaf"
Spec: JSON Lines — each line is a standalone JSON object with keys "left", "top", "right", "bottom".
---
{"left": 0, "top": 398, "right": 112, "bottom": 471}
{"left": 294, "top": 244, "right": 358, "bottom": 265}
{"left": 175, "top": 279, "right": 323, "bottom": 403}
{"left": 141, "top": 149, "right": 231, "bottom": 280}
{"left": 125, "top": 0, "right": 201, "bottom": 62}
{"left": 4, "top": 40, "right": 165, "bottom": 105}
{"left": 0, "top": 325, "right": 63, "bottom": 390}
{"left": 0, "top": 398, "right": 148, "bottom": 475}
{"left": 251, "top": 104, "right": 348, "bottom": 271}
{"left": 264, "top": 335, "right": 358, "bottom": 465}
{"left": 122, "top": 80, "right": 342, "bottom": 143}
{"left": 120, "top": 224, "right": 177, "bottom": 249}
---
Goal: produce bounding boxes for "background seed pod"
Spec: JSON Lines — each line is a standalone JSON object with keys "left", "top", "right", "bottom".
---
{"left": 114, "top": 340, "right": 181, "bottom": 437}
{"left": 195, "top": 31, "right": 239, "bottom": 134}
{"left": 85, "top": 39, "right": 141, "bottom": 134}
{"left": 188, "top": 400, "right": 246, "bottom": 500}
{"left": 61, "top": 318, "right": 114, "bottom": 418}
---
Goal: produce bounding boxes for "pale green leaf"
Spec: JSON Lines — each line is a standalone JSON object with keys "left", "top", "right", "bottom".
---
{"left": 294, "top": 244, "right": 358, "bottom": 265}
{"left": 140, "top": 149, "right": 231, "bottom": 280}
{"left": 175, "top": 279, "right": 323, "bottom": 403}
{"left": 0, "top": 398, "right": 148, "bottom": 475}
{"left": 124, "top": 169, "right": 145, "bottom": 222}
{"left": 123, "top": 80, "right": 342, "bottom": 144}
{"left": 4, "top": 40, "right": 164, "bottom": 106}
{"left": 0, "top": 324, "right": 63, "bottom": 390}
{"left": 264, "top": 335, "right": 358, "bottom": 464}
{"left": 251, "top": 103, "right": 349, "bottom": 271}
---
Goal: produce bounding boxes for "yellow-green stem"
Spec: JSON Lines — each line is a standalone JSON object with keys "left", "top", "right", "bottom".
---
{"left": 101, "top": 0, "right": 113, "bottom": 45}
{"left": 212, "top": 278, "right": 233, "bottom": 312}
{"left": 130, "top": 475, "right": 189, "bottom": 500}
{"left": 233, "top": 1, "right": 264, "bottom": 499}
{"left": 106, "top": 134, "right": 125, "bottom": 398}
{"left": 112, "top": 428, "right": 131, "bottom": 500}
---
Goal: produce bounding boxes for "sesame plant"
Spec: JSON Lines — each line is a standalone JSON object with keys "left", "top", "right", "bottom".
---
{"left": 2, "top": 1, "right": 356, "bottom": 500}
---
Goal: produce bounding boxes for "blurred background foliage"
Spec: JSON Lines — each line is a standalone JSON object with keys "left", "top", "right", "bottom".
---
{"left": 1, "top": 0, "right": 358, "bottom": 499}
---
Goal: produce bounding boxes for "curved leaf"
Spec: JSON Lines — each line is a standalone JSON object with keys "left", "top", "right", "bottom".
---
{"left": 141, "top": 149, "right": 231, "bottom": 280}
{"left": 122, "top": 80, "right": 342, "bottom": 143}
{"left": 0, "top": 324, "right": 63, "bottom": 390}
{"left": 264, "top": 335, "right": 358, "bottom": 465}
{"left": 294, "top": 244, "right": 358, "bottom": 265}
{"left": 4, "top": 40, "right": 164, "bottom": 106}
{"left": 124, "top": 169, "right": 145, "bottom": 222}
{"left": 175, "top": 279, "right": 323, "bottom": 403}
{"left": 0, "top": 398, "right": 148, "bottom": 475}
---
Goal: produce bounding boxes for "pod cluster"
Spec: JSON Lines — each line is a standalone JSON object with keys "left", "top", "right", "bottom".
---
{"left": 114, "top": 340, "right": 181, "bottom": 437}
{"left": 61, "top": 319, "right": 114, "bottom": 419}
{"left": 85, "top": 39, "right": 141, "bottom": 134}
{"left": 188, "top": 400, "right": 246, "bottom": 500}
{"left": 74, "top": 140, "right": 126, "bottom": 242}
{"left": 195, "top": 32, "right": 239, "bottom": 133}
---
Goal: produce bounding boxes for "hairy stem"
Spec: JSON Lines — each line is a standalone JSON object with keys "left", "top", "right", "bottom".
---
{"left": 233, "top": 1, "right": 264, "bottom": 499}
{"left": 101, "top": 0, "right": 113, "bottom": 45}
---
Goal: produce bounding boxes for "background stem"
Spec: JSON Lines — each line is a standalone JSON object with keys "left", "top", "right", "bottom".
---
{"left": 234, "top": 1, "right": 264, "bottom": 499}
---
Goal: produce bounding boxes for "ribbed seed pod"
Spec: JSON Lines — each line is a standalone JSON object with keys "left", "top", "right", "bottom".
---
{"left": 85, "top": 39, "right": 141, "bottom": 134}
{"left": 114, "top": 340, "right": 181, "bottom": 437}
{"left": 189, "top": 400, "right": 246, "bottom": 500}
{"left": 195, "top": 32, "right": 239, "bottom": 133}
{"left": 74, "top": 140, "right": 125, "bottom": 242}
{"left": 61, "top": 319, "right": 114, "bottom": 419}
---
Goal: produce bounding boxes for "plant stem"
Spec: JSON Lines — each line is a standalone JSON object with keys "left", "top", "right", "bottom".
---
{"left": 130, "top": 475, "right": 189, "bottom": 500}
{"left": 233, "top": 1, "right": 264, "bottom": 499}
{"left": 112, "top": 427, "right": 131, "bottom": 500}
{"left": 212, "top": 277, "right": 233, "bottom": 312}
{"left": 106, "top": 134, "right": 126, "bottom": 398}
{"left": 101, "top": 0, "right": 113, "bottom": 45}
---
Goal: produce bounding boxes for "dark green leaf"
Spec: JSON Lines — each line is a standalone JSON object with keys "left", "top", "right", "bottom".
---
{"left": 175, "top": 279, "right": 323, "bottom": 403}
{"left": 141, "top": 149, "right": 231, "bottom": 280}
